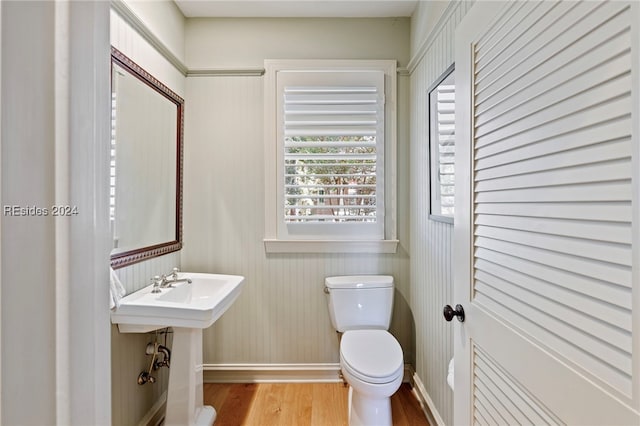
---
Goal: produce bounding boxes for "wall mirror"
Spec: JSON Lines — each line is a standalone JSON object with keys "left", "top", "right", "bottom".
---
{"left": 428, "top": 63, "right": 455, "bottom": 223}
{"left": 110, "top": 47, "right": 184, "bottom": 268}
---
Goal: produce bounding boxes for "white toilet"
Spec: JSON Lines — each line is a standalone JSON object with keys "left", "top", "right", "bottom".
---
{"left": 325, "top": 275, "right": 404, "bottom": 426}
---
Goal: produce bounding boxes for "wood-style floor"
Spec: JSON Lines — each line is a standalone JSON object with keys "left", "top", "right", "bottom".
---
{"left": 204, "top": 382, "right": 430, "bottom": 426}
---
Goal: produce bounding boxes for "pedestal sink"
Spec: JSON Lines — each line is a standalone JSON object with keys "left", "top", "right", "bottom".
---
{"left": 111, "top": 272, "right": 245, "bottom": 426}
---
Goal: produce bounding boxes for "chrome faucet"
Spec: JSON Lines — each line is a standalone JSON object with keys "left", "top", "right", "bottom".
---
{"left": 158, "top": 267, "right": 192, "bottom": 288}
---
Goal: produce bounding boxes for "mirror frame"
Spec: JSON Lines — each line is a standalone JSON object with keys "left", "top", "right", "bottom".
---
{"left": 110, "top": 46, "right": 184, "bottom": 269}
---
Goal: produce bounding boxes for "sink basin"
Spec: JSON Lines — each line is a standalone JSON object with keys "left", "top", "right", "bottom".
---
{"left": 111, "top": 272, "right": 245, "bottom": 333}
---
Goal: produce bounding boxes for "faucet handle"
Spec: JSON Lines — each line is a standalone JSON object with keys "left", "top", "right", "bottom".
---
{"left": 151, "top": 276, "right": 161, "bottom": 293}
{"left": 171, "top": 267, "right": 180, "bottom": 277}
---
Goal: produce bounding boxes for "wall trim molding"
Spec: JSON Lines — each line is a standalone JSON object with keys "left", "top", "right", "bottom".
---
{"left": 189, "top": 68, "right": 408, "bottom": 78}
{"left": 138, "top": 390, "right": 167, "bottom": 426}
{"left": 187, "top": 68, "right": 266, "bottom": 77}
{"left": 411, "top": 372, "right": 446, "bottom": 426}
{"left": 203, "top": 363, "right": 415, "bottom": 384}
{"left": 407, "top": 0, "right": 460, "bottom": 74}
{"left": 111, "top": 0, "right": 188, "bottom": 76}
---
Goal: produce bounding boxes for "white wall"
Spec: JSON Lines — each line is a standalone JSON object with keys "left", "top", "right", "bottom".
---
{"left": 182, "top": 17, "right": 413, "bottom": 372}
{"left": 124, "top": 0, "right": 185, "bottom": 64}
{"left": 409, "top": 1, "right": 474, "bottom": 424}
{"left": 2, "top": 3, "right": 56, "bottom": 421}
{"left": 110, "top": 2, "right": 185, "bottom": 424}
{"left": 187, "top": 17, "right": 410, "bottom": 70}
{"left": 2, "top": 1, "right": 111, "bottom": 424}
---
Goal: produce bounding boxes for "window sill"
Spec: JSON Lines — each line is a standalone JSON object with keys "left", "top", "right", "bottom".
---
{"left": 263, "top": 239, "right": 399, "bottom": 254}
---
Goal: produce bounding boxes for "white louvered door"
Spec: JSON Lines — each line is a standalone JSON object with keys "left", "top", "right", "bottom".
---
{"left": 453, "top": 1, "right": 640, "bottom": 424}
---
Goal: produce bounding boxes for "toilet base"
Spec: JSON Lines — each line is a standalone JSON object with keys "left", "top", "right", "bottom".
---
{"left": 348, "top": 386, "right": 392, "bottom": 426}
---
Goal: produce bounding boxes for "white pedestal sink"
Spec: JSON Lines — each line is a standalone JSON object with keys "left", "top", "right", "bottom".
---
{"left": 111, "top": 272, "right": 245, "bottom": 426}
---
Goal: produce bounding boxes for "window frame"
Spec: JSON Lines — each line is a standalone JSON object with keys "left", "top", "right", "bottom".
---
{"left": 428, "top": 63, "right": 456, "bottom": 224}
{"left": 263, "top": 59, "right": 399, "bottom": 253}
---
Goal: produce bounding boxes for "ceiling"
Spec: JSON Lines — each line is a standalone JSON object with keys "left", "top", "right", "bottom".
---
{"left": 174, "top": 0, "right": 419, "bottom": 18}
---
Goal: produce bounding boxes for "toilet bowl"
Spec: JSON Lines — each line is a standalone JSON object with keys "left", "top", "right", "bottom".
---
{"left": 340, "top": 329, "right": 404, "bottom": 426}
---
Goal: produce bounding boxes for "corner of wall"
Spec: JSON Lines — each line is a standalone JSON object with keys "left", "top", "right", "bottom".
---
{"left": 408, "top": 1, "right": 474, "bottom": 424}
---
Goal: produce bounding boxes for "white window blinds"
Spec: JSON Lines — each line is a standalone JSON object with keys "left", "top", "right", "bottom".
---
{"left": 276, "top": 70, "right": 385, "bottom": 240}
{"left": 435, "top": 83, "right": 455, "bottom": 212}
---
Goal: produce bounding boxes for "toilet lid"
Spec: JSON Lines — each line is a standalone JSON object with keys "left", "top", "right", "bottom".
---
{"left": 340, "top": 330, "right": 403, "bottom": 384}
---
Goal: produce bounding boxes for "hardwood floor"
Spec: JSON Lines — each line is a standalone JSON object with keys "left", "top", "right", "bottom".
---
{"left": 204, "top": 382, "right": 430, "bottom": 426}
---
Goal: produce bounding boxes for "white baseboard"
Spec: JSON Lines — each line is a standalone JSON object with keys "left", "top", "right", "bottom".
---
{"left": 411, "top": 372, "right": 446, "bottom": 426}
{"left": 138, "top": 390, "right": 166, "bottom": 426}
{"left": 203, "top": 363, "right": 343, "bottom": 383}
{"left": 203, "top": 363, "right": 415, "bottom": 384}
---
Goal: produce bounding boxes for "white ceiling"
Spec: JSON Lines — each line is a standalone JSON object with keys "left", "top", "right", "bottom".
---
{"left": 174, "top": 0, "right": 418, "bottom": 18}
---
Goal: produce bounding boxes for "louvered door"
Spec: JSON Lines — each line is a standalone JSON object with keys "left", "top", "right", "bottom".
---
{"left": 453, "top": 1, "right": 640, "bottom": 424}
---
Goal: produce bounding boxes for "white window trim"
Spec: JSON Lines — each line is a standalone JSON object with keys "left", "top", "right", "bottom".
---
{"left": 264, "top": 59, "right": 398, "bottom": 253}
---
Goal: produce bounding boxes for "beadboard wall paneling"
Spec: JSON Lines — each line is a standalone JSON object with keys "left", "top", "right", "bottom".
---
{"left": 111, "top": 9, "right": 185, "bottom": 97}
{"left": 110, "top": 323, "right": 171, "bottom": 426}
{"left": 409, "top": 1, "right": 475, "bottom": 424}
{"left": 114, "top": 251, "right": 181, "bottom": 296}
{"left": 182, "top": 71, "right": 412, "bottom": 367}
{"left": 110, "top": 3, "right": 185, "bottom": 423}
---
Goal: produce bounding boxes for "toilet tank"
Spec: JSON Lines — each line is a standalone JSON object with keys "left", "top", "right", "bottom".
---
{"left": 325, "top": 275, "right": 394, "bottom": 332}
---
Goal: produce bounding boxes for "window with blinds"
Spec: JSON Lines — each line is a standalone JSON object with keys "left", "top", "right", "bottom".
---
{"left": 274, "top": 68, "right": 386, "bottom": 241}
{"left": 429, "top": 65, "right": 455, "bottom": 222}
{"left": 283, "top": 84, "right": 381, "bottom": 224}
{"left": 264, "top": 61, "right": 397, "bottom": 250}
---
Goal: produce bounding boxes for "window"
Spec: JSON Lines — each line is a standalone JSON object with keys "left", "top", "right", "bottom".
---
{"left": 428, "top": 64, "right": 455, "bottom": 223}
{"left": 264, "top": 60, "right": 398, "bottom": 253}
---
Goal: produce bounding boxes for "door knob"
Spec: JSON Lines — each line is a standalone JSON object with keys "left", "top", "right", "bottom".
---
{"left": 443, "top": 304, "right": 465, "bottom": 322}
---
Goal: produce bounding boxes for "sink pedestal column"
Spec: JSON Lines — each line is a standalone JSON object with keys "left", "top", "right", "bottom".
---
{"left": 165, "top": 327, "right": 216, "bottom": 426}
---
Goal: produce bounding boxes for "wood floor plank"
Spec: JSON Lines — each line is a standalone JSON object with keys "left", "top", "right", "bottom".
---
{"left": 394, "top": 383, "right": 429, "bottom": 426}
{"left": 248, "top": 383, "right": 287, "bottom": 425}
{"left": 252, "top": 383, "right": 314, "bottom": 425}
{"left": 310, "top": 383, "right": 349, "bottom": 426}
{"left": 203, "top": 383, "right": 230, "bottom": 411}
{"left": 203, "top": 382, "right": 430, "bottom": 426}
{"left": 391, "top": 386, "right": 409, "bottom": 426}
{"left": 210, "top": 383, "right": 258, "bottom": 426}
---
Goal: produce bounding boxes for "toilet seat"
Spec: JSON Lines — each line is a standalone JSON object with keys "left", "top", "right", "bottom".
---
{"left": 340, "top": 330, "right": 403, "bottom": 384}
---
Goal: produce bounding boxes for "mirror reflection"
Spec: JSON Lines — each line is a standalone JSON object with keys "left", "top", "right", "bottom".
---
{"left": 110, "top": 47, "right": 183, "bottom": 268}
{"left": 428, "top": 64, "right": 455, "bottom": 223}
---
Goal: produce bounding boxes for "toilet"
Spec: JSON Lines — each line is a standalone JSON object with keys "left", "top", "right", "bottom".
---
{"left": 325, "top": 275, "right": 404, "bottom": 426}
